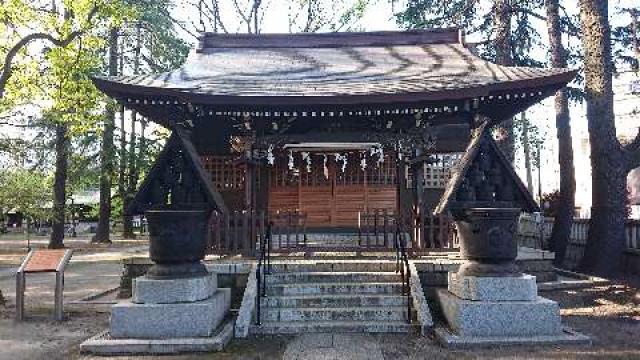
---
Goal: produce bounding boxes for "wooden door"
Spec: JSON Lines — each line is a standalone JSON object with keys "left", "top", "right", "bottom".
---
{"left": 269, "top": 153, "right": 397, "bottom": 229}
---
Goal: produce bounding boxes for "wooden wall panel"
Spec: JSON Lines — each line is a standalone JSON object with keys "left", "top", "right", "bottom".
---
{"left": 366, "top": 187, "right": 397, "bottom": 212}
{"left": 333, "top": 185, "right": 366, "bottom": 227}
{"left": 269, "top": 188, "right": 298, "bottom": 213}
{"left": 300, "top": 187, "right": 333, "bottom": 226}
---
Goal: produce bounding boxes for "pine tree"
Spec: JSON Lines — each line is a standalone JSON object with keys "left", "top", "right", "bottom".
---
{"left": 545, "top": 0, "right": 576, "bottom": 267}
{"left": 578, "top": 0, "right": 640, "bottom": 275}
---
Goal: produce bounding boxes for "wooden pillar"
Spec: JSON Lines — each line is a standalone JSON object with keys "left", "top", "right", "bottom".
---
{"left": 244, "top": 149, "right": 255, "bottom": 211}
{"left": 412, "top": 149, "right": 425, "bottom": 249}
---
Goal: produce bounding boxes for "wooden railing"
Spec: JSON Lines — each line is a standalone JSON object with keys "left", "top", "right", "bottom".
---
{"left": 269, "top": 211, "right": 307, "bottom": 250}
{"left": 413, "top": 212, "right": 458, "bottom": 251}
{"left": 208, "top": 210, "right": 306, "bottom": 255}
{"left": 209, "top": 211, "right": 266, "bottom": 256}
{"left": 358, "top": 210, "right": 398, "bottom": 249}
{"left": 517, "top": 214, "right": 640, "bottom": 269}
{"left": 358, "top": 210, "right": 457, "bottom": 252}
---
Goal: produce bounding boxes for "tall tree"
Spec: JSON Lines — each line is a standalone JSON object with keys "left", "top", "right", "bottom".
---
{"left": 109, "top": 0, "right": 189, "bottom": 239}
{"left": 578, "top": 0, "right": 640, "bottom": 275}
{"left": 122, "top": 23, "right": 142, "bottom": 239}
{"left": 545, "top": 0, "right": 576, "bottom": 267}
{"left": 1, "top": 1, "right": 127, "bottom": 249}
{"left": 493, "top": 0, "right": 516, "bottom": 163}
{"left": 93, "top": 27, "right": 119, "bottom": 244}
{"left": 49, "top": 122, "right": 69, "bottom": 248}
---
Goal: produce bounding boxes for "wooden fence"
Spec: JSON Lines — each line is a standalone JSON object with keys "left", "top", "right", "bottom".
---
{"left": 208, "top": 209, "right": 456, "bottom": 256}
{"left": 517, "top": 214, "right": 640, "bottom": 270}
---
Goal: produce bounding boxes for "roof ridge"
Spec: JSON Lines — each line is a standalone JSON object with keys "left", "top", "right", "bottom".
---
{"left": 197, "top": 28, "right": 462, "bottom": 51}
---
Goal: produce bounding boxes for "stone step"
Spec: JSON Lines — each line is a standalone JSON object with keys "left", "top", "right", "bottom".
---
{"left": 267, "top": 262, "right": 399, "bottom": 273}
{"left": 250, "top": 320, "right": 413, "bottom": 334}
{"left": 266, "top": 271, "right": 402, "bottom": 284}
{"left": 260, "top": 306, "right": 409, "bottom": 322}
{"left": 260, "top": 294, "right": 408, "bottom": 308}
{"left": 266, "top": 282, "right": 403, "bottom": 296}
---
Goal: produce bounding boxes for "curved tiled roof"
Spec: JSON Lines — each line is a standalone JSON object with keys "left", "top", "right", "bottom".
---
{"left": 93, "top": 28, "right": 576, "bottom": 106}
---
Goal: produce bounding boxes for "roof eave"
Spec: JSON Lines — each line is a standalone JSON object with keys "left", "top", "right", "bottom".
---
{"left": 92, "top": 69, "right": 577, "bottom": 108}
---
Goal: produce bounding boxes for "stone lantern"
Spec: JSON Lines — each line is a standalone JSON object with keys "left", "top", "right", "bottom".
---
{"left": 433, "top": 123, "right": 589, "bottom": 347}
{"left": 83, "top": 128, "right": 233, "bottom": 353}
{"left": 435, "top": 122, "right": 540, "bottom": 278}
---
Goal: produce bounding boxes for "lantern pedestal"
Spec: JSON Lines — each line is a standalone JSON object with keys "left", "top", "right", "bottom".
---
{"left": 81, "top": 208, "right": 233, "bottom": 355}
{"left": 435, "top": 209, "right": 589, "bottom": 348}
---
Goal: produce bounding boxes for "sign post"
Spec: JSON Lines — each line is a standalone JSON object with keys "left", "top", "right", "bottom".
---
{"left": 16, "top": 249, "right": 73, "bottom": 321}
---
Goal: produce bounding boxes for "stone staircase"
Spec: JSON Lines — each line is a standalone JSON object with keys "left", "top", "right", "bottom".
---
{"left": 250, "top": 260, "right": 414, "bottom": 334}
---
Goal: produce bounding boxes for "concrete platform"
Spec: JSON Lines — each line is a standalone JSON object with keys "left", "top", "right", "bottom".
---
{"left": 437, "top": 289, "right": 561, "bottom": 337}
{"left": 80, "top": 318, "right": 234, "bottom": 355}
{"left": 434, "top": 325, "right": 591, "bottom": 349}
{"left": 448, "top": 273, "right": 538, "bottom": 301}
{"left": 133, "top": 274, "right": 217, "bottom": 304}
{"left": 111, "top": 288, "right": 230, "bottom": 338}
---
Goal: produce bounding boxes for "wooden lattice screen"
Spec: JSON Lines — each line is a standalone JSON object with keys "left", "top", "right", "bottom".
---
{"left": 406, "top": 152, "right": 463, "bottom": 189}
{"left": 200, "top": 155, "right": 246, "bottom": 191}
{"left": 423, "top": 153, "right": 463, "bottom": 189}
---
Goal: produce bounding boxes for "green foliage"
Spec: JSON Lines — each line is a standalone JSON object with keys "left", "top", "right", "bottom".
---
{"left": 123, "top": 0, "right": 190, "bottom": 72}
{"left": 0, "top": 1, "right": 131, "bottom": 112}
{"left": 513, "top": 114, "right": 545, "bottom": 168}
{"left": 612, "top": 8, "right": 639, "bottom": 72}
{"left": 396, "top": 0, "right": 545, "bottom": 66}
{"left": 0, "top": 169, "right": 52, "bottom": 221}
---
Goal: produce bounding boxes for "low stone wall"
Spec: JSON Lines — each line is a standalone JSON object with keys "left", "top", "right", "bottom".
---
{"left": 518, "top": 215, "right": 640, "bottom": 274}
{"left": 415, "top": 248, "right": 557, "bottom": 300}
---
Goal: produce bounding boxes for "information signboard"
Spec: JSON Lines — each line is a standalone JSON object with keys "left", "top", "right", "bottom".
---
{"left": 16, "top": 249, "right": 73, "bottom": 321}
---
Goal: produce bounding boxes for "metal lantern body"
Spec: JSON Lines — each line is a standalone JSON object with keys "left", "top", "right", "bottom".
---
{"left": 455, "top": 207, "right": 522, "bottom": 277}
{"left": 145, "top": 209, "right": 211, "bottom": 279}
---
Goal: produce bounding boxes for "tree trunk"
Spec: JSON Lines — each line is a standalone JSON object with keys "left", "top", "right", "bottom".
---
{"left": 545, "top": 0, "right": 576, "bottom": 267}
{"left": 122, "top": 23, "right": 142, "bottom": 239}
{"left": 122, "top": 112, "right": 136, "bottom": 239}
{"left": 49, "top": 124, "right": 68, "bottom": 249}
{"left": 93, "top": 27, "right": 119, "bottom": 244}
{"left": 521, "top": 112, "right": 534, "bottom": 193}
{"left": 493, "top": 0, "right": 515, "bottom": 163}
{"left": 578, "top": 0, "right": 627, "bottom": 276}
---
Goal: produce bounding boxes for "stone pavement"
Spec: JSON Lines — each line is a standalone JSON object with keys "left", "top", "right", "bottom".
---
{"left": 283, "top": 334, "right": 384, "bottom": 360}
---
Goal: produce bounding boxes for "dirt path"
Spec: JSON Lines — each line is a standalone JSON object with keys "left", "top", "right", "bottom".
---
{"left": 0, "top": 244, "right": 638, "bottom": 360}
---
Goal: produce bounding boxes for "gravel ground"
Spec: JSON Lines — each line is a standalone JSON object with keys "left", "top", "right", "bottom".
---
{"left": 0, "top": 241, "right": 638, "bottom": 360}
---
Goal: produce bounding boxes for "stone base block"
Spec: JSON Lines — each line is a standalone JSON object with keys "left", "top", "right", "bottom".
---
{"left": 111, "top": 288, "right": 230, "bottom": 339}
{"left": 436, "top": 289, "right": 562, "bottom": 337}
{"left": 81, "top": 319, "right": 234, "bottom": 355}
{"left": 448, "top": 273, "right": 537, "bottom": 301}
{"left": 434, "top": 325, "right": 591, "bottom": 349}
{"left": 133, "top": 274, "right": 217, "bottom": 304}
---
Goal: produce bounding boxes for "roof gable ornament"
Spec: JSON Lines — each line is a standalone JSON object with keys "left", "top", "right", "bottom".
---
{"left": 127, "top": 129, "right": 227, "bottom": 215}
{"left": 434, "top": 118, "right": 540, "bottom": 215}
